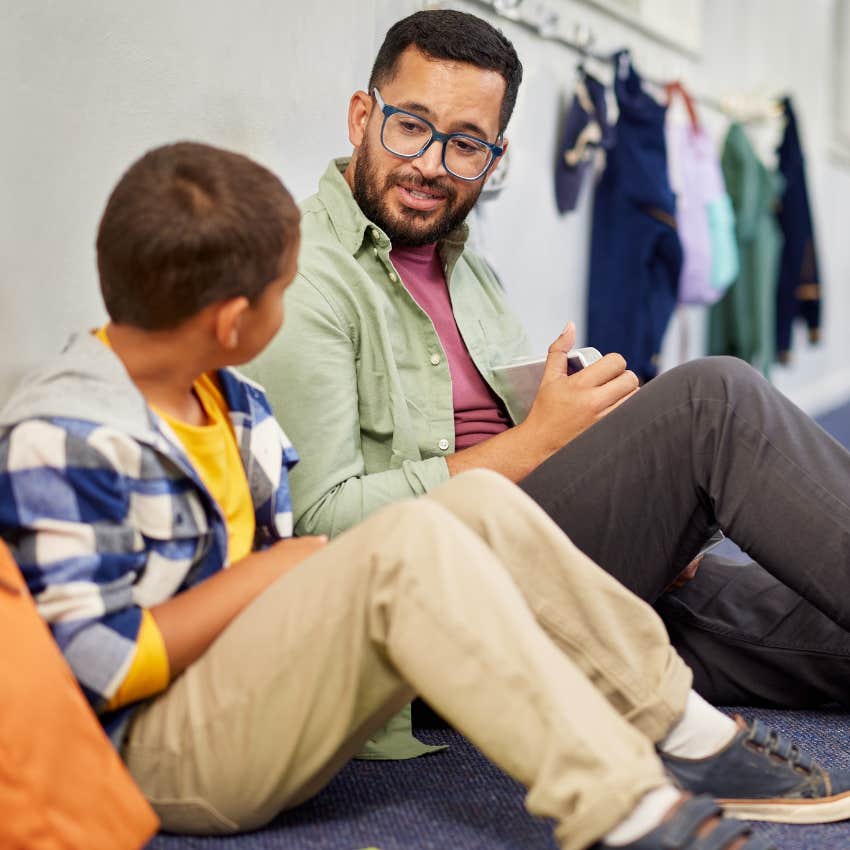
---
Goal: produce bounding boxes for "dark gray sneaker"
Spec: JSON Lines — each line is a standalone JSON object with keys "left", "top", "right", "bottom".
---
{"left": 662, "top": 716, "right": 850, "bottom": 823}
{"left": 590, "top": 794, "right": 775, "bottom": 849}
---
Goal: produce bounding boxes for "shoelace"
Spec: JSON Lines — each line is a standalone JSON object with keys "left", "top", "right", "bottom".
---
{"left": 746, "top": 718, "right": 814, "bottom": 772}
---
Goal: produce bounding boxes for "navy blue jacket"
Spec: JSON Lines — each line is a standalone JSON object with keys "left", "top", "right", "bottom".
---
{"left": 587, "top": 53, "right": 682, "bottom": 382}
{"left": 775, "top": 96, "right": 821, "bottom": 363}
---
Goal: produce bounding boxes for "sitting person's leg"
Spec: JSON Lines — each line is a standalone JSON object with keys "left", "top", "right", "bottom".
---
{"left": 660, "top": 553, "right": 850, "bottom": 708}
{"left": 122, "top": 486, "right": 686, "bottom": 850}
{"left": 520, "top": 355, "right": 850, "bottom": 630}
{"left": 428, "top": 470, "right": 850, "bottom": 824}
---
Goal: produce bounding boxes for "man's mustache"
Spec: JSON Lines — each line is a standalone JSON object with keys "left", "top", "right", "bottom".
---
{"left": 386, "top": 172, "right": 457, "bottom": 202}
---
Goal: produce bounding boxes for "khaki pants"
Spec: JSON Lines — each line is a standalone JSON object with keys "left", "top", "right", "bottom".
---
{"left": 123, "top": 470, "right": 691, "bottom": 850}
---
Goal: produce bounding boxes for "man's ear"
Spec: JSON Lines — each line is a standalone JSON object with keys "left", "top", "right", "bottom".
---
{"left": 213, "top": 296, "right": 251, "bottom": 352}
{"left": 482, "top": 137, "right": 509, "bottom": 187}
{"left": 348, "top": 90, "right": 373, "bottom": 147}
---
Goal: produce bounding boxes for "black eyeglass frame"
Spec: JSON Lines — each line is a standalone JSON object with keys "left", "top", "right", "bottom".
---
{"left": 372, "top": 88, "right": 504, "bottom": 182}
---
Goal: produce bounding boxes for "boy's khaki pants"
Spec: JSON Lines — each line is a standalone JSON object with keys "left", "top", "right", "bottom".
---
{"left": 123, "top": 470, "right": 691, "bottom": 850}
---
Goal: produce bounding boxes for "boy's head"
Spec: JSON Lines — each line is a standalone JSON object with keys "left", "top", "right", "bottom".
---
{"left": 96, "top": 142, "right": 300, "bottom": 335}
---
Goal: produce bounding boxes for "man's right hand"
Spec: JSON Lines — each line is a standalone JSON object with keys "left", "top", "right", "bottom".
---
{"left": 519, "top": 322, "right": 639, "bottom": 458}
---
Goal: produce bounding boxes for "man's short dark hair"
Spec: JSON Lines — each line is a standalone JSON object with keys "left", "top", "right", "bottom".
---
{"left": 97, "top": 141, "right": 300, "bottom": 330}
{"left": 368, "top": 10, "right": 523, "bottom": 134}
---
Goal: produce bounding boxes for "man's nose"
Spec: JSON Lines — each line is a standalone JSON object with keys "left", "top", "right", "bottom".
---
{"left": 412, "top": 139, "right": 449, "bottom": 180}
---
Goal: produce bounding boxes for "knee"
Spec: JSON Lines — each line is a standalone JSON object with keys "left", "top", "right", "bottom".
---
{"left": 376, "top": 497, "right": 452, "bottom": 538}
{"left": 439, "top": 468, "right": 530, "bottom": 516}
{"left": 667, "top": 355, "right": 766, "bottom": 398}
{"left": 452, "top": 468, "right": 515, "bottom": 498}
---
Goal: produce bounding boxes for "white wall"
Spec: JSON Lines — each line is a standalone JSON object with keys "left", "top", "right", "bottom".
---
{"left": 0, "top": 0, "right": 419, "bottom": 399}
{"left": 2, "top": 0, "right": 848, "bottom": 414}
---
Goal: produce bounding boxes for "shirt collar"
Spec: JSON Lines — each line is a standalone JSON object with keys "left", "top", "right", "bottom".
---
{"left": 317, "top": 157, "right": 470, "bottom": 257}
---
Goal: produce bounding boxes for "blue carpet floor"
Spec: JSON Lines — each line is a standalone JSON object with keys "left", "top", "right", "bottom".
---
{"left": 147, "top": 398, "right": 850, "bottom": 850}
{"left": 149, "top": 709, "right": 850, "bottom": 850}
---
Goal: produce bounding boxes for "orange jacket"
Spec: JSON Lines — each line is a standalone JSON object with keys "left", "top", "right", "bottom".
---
{"left": 0, "top": 541, "right": 158, "bottom": 849}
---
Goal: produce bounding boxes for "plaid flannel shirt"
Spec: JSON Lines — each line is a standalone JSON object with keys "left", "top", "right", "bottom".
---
{"left": 0, "top": 333, "right": 298, "bottom": 743}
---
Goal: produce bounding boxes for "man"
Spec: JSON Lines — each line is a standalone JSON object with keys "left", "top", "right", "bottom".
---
{"left": 245, "top": 8, "right": 850, "bottom": 712}
{"left": 2, "top": 141, "right": 797, "bottom": 850}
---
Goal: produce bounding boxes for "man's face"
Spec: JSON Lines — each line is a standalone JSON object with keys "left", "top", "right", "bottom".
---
{"left": 345, "top": 47, "right": 507, "bottom": 247}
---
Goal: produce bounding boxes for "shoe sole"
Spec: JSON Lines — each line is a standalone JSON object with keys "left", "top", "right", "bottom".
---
{"left": 720, "top": 790, "right": 850, "bottom": 824}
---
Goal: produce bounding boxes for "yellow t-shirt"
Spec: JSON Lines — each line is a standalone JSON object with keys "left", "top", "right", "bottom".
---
{"left": 153, "top": 372, "right": 256, "bottom": 565}
{"left": 95, "top": 326, "right": 255, "bottom": 710}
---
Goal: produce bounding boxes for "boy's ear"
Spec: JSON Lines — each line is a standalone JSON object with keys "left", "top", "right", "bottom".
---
{"left": 214, "top": 296, "right": 251, "bottom": 351}
{"left": 348, "top": 90, "right": 373, "bottom": 147}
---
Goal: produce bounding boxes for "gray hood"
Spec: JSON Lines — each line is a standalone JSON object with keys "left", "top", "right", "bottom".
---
{"left": 0, "top": 332, "right": 156, "bottom": 440}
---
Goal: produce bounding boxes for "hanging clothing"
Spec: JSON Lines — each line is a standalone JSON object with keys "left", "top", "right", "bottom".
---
{"left": 775, "top": 96, "right": 822, "bottom": 363}
{"left": 587, "top": 52, "right": 682, "bottom": 382}
{"left": 554, "top": 70, "right": 614, "bottom": 213}
{"left": 708, "top": 123, "right": 784, "bottom": 377}
{"left": 667, "top": 111, "right": 739, "bottom": 305}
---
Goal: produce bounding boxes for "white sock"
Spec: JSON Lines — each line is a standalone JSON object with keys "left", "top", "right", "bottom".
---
{"left": 659, "top": 690, "right": 737, "bottom": 759}
{"left": 602, "top": 784, "right": 682, "bottom": 846}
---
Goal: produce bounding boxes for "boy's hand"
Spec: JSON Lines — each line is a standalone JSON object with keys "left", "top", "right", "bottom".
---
{"left": 520, "top": 322, "right": 639, "bottom": 456}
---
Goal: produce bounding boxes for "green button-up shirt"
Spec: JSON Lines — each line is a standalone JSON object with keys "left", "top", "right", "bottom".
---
{"left": 245, "top": 158, "right": 531, "bottom": 539}
{"left": 244, "top": 160, "right": 531, "bottom": 760}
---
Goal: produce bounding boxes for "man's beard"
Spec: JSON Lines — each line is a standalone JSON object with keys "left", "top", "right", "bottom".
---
{"left": 352, "top": 143, "right": 483, "bottom": 248}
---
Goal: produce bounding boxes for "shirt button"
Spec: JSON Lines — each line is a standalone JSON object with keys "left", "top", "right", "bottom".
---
{"left": 430, "top": 353, "right": 441, "bottom": 366}
{"left": 371, "top": 227, "right": 380, "bottom": 242}
{"left": 372, "top": 247, "right": 378, "bottom": 257}
{"left": 438, "top": 438, "right": 449, "bottom": 451}
{"left": 388, "top": 271, "right": 398, "bottom": 282}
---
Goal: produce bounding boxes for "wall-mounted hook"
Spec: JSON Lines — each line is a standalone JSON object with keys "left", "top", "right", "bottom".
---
{"left": 493, "top": 0, "right": 524, "bottom": 19}
{"left": 572, "top": 22, "right": 595, "bottom": 54}
{"left": 519, "top": 1, "right": 558, "bottom": 36}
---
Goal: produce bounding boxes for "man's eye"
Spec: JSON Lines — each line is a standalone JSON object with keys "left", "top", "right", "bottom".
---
{"left": 450, "top": 138, "right": 484, "bottom": 156}
{"left": 399, "top": 120, "right": 427, "bottom": 135}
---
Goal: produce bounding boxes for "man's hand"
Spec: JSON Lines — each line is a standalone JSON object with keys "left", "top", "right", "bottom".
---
{"left": 665, "top": 555, "right": 703, "bottom": 592}
{"left": 519, "top": 322, "right": 639, "bottom": 458}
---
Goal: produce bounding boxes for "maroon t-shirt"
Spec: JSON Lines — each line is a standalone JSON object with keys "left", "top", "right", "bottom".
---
{"left": 390, "top": 243, "right": 511, "bottom": 450}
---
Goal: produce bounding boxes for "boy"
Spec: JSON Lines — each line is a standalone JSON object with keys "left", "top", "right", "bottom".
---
{"left": 3, "top": 140, "right": 836, "bottom": 850}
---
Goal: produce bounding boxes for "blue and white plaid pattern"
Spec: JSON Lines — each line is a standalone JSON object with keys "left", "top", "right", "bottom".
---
{"left": 0, "top": 365, "right": 298, "bottom": 742}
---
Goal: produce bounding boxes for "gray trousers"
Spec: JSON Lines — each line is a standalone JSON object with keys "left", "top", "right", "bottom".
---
{"left": 520, "top": 355, "right": 850, "bottom": 708}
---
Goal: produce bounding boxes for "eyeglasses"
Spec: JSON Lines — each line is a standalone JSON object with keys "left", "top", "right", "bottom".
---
{"left": 372, "top": 88, "right": 503, "bottom": 182}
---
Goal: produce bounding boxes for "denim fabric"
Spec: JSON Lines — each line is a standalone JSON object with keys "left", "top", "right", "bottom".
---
{"left": 775, "top": 96, "right": 821, "bottom": 363}
{"left": 587, "top": 53, "right": 682, "bottom": 382}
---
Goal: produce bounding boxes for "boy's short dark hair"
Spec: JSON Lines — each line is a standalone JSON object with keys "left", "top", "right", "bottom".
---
{"left": 368, "top": 10, "right": 523, "bottom": 135}
{"left": 97, "top": 141, "right": 300, "bottom": 331}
